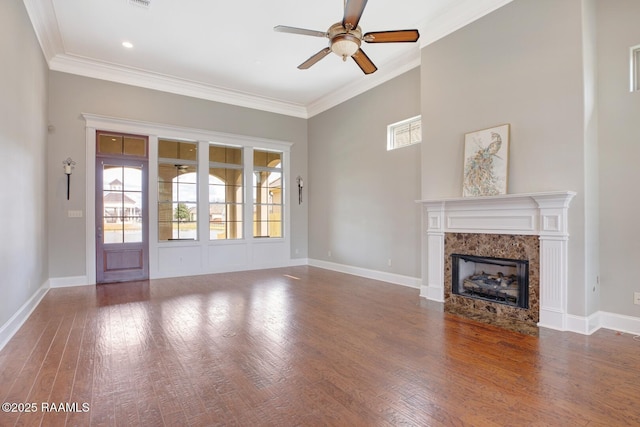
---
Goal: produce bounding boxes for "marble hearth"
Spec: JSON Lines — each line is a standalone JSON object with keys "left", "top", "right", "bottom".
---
{"left": 419, "top": 191, "right": 576, "bottom": 332}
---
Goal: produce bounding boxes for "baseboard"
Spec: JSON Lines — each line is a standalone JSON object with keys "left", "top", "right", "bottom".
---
{"left": 49, "top": 275, "right": 90, "bottom": 288}
{"left": 5, "top": 270, "right": 637, "bottom": 352}
{"left": 565, "top": 312, "right": 601, "bottom": 335}
{"left": 0, "top": 282, "right": 49, "bottom": 351}
{"left": 420, "top": 285, "right": 445, "bottom": 302}
{"left": 308, "top": 259, "right": 421, "bottom": 289}
{"left": 597, "top": 311, "right": 640, "bottom": 335}
{"left": 549, "top": 311, "right": 640, "bottom": 336}
{"left": 288, "top": 257, "right": 309, "bottom": 267}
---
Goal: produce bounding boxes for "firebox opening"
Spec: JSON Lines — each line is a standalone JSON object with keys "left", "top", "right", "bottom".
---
{"left": 451, "top": 254, "right": 529, "bottom": 309}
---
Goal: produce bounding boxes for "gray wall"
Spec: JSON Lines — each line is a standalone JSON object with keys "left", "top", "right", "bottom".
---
{"left": 47, "top": 72, "right": 308, "bottom": 278}
{"left": 597, "top": 0, "right": 640, "bottom": 317}
{"left": 420, "top": 0, "right": 594, "bottom": 316}
{"left": 0, "top": 0, "right": 49, "bottom": 326}
{"left": 308, "top": 68, "right": 422, "bottom": 278}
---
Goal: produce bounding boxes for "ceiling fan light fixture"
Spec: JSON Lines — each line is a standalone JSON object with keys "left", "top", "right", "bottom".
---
{"left": 331, "top": 33, "right": 361, "bottom": 61}
{"left": 275, "top": 3, "right": 419, "bottom": 75}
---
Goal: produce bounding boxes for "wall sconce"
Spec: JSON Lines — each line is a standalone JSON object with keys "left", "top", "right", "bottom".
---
{"left": 63, "top": 157, "right": 75, "bottom": 200}
{"left": 296, "top": 176, "right": 304, "bottom": 204}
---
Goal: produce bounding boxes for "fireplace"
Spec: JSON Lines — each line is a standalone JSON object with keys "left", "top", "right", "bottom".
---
{"left": 444, "top": 233, "right": 539, "bottom": 334}
{"left": 419, "top": 191, "right": 576, "bottom": 332}
{"left": 451, "top": 254, "right": 529, "bottom": 309}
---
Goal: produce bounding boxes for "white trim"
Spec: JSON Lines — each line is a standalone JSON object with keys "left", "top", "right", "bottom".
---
{"left": 50, "top": 54, "right": 308, "bottom": 118}
{"left": 0, "top": 282, "right": 49, "bottom": 351}
{"left": 85, "top": 125, "right": 97, "bottom": 285}
{"left": 418, "top": 0, "right": 514, "bottom": 48}
{"left": 22, "top": 0, "right": 63, "bottom": 62}
{"left": 4, "top": 271, "right": 639, "bottom": 353}
{"left": 387, "top": 115, "right": 422, "bottom": 151}
{"left": 83, "top": 113, "right": 293, "bottom": 282}
{"left": 49, "top": 276, "right": 90, "bottom": 288}
{"left": 630, "top": 44, "right": 640, "bottom": 92}
{"left": 559, "top": 311, "right": 640, "bottom": 336}
{"left": 306, "top": 49, "right": 421, "bottom": 118}
{"left": 25, "top": 0, "right": 513, "bottom": 118}
{"left": 564, "top": 312, "right": 601, "bottom": 335}
{"left": 309, "top": 259, "right": 421, "bottom": 289}
{"left": 598, "top": 311, "right": 640, "bottom": 336}
{"left": 419, "top": 191, "right": 577, "bottom": 331}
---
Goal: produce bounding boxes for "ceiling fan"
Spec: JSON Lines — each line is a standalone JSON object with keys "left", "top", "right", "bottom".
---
{"left": 274, "top": 0, "right": 420, "bottom": 75}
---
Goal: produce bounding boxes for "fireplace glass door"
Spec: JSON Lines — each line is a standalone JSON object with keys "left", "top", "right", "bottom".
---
{"left": 451, "top": 254, "right": 529, "bottom": 308}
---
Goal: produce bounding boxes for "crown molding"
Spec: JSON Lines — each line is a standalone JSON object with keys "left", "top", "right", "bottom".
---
{"left": 49, "top": 53, "right": 309, "bottom": 118}
{"left": 306, "top": 48, "right": 421, "bottom": 118}
{"left": 22, "top": 0, "right": 64, "bottom": 61}
{"left": 24, "top": 0, "right": 513, "bottom": 119}
{"left": 418, "top": 0, "right": 514, "bottom": 47}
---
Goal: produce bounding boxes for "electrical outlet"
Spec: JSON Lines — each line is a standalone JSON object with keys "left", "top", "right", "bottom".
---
{"left": 634, "top": 292, "right": 640, "bottom": 305}
{"left": 388, "top": 259, "right": 392, "bottom": 267}
{"left": 328, "top": 250, "right": 332, "bottom": 258}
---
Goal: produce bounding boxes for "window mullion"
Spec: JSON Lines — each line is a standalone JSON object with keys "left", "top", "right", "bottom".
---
{"left": 197, "top": 140, "right": 209, "bottom": 242}
{"left": 244, "top": 146, "right": 254, "bottom": 241}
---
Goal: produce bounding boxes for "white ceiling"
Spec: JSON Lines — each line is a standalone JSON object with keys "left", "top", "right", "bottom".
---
{"left": 23, "top": 0, "right": 512, "bottom": 118}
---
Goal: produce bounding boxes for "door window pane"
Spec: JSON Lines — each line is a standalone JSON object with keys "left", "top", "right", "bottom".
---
{"left": 102, "top": 165, "right": 143, "bottom": 243}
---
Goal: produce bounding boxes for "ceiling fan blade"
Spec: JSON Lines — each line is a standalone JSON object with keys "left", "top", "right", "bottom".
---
{"left": 342, "top": 0, "right": 368, "bottom": 31}
{"left": 298, "top": 47, "right": 332, "bottom": 69}
{"left": 363, "top": 29, "right": 420, "bottom": 43}
{"left": 274, "top": 25, "right": 328, "bottom": 38}
{"left": 352, "top": 49, "right": 377, "bottom": 74}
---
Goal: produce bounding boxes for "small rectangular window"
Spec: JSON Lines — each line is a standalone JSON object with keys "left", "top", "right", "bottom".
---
{"left": 387, "top": 116, "right": 421, "bottom": 150}
{"left": 631, "top": 45, "right": 640, "bottom": 92}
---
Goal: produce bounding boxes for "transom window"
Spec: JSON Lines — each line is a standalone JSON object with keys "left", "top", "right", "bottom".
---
{"left": 387, "top": 115, "right": 421, "bottom": 150}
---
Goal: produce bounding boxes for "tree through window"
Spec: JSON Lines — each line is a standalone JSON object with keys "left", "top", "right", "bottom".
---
{"left": 158, "top": 139, "right": 198, "bottom": 240}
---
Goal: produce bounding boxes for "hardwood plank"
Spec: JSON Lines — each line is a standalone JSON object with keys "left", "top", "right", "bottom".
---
{"left": 1, "top": 266, "right": 639, "bottom": 426}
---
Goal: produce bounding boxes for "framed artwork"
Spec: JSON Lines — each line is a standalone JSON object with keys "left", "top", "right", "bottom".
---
{"left": 463, "top": 124, "right": 510, "bottom": 197}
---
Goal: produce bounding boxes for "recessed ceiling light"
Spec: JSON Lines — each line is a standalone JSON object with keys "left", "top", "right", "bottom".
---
{"left": 122, "top": 41, "right": 134, "bottom": 49}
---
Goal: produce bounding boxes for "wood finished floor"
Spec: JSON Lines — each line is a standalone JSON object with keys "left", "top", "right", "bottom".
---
{"left": 1, "top": 266, "right": 639, "bottom": 426}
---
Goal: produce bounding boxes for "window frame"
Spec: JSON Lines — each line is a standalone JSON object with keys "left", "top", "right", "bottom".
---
{"left": 157, "top": 139, "right": 199, "bottom": 241}
{"left": 387, "top": 115, "right": 422, "bottom": 151}
{"left": 631, "top": 44, "right": 640, "bottom": 93}
{"left": 83, "top": 113, "right": 293, "bottom": 283}
{"left": 208, "top": 143, "right": 244, "bottom": 240}
{"left": 252, "top": 149, "right": 284, "bottom": 239}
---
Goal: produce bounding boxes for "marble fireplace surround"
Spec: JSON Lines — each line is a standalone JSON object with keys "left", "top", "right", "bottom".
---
{"left": 420, "top": 191, "right": 576, "bottom": 331}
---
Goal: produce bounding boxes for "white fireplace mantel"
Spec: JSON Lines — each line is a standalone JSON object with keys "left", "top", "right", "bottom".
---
{"left": 418, "top": 191, "right": 576, "bottom": 331}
